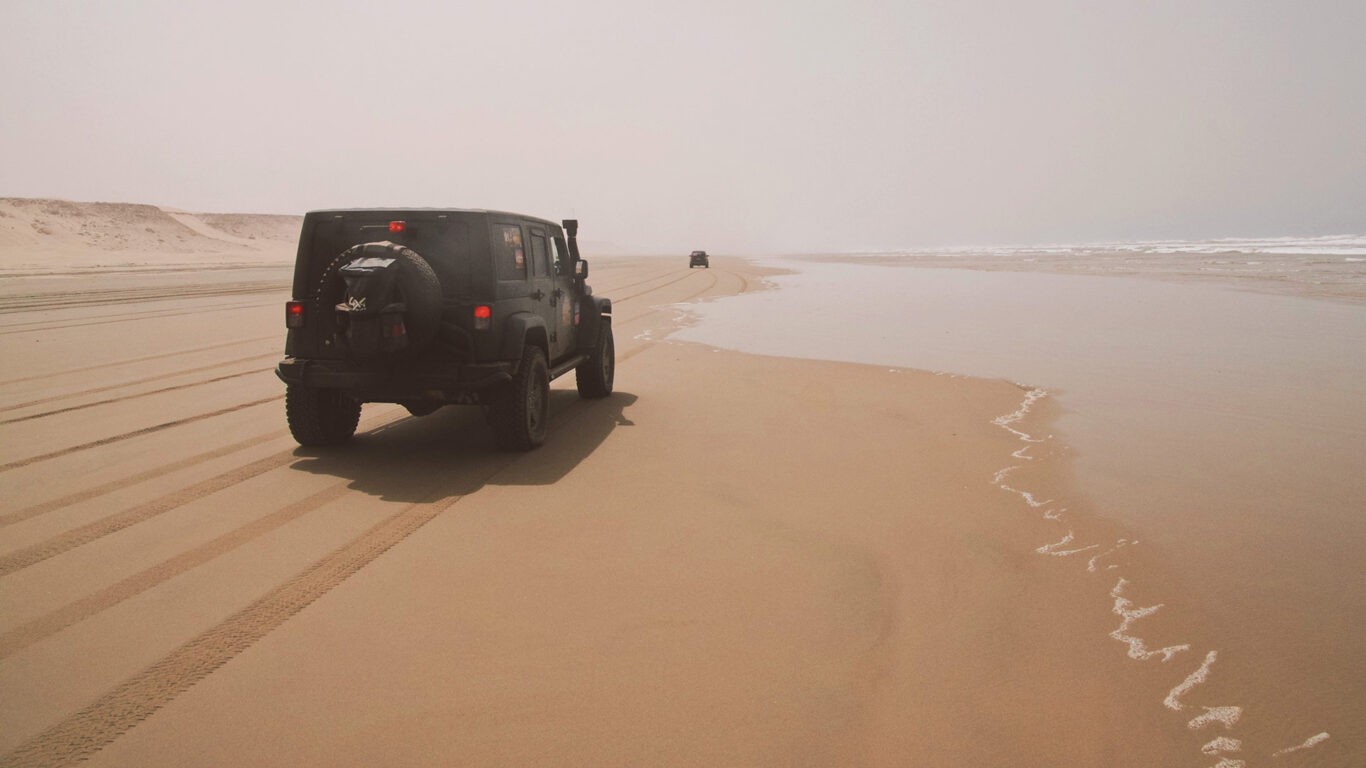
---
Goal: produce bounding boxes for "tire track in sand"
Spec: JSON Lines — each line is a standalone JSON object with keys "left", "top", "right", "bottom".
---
{"left": 0, "top": 300, "right": 275, "bottom": 336}
{"left": 0, "top": 369, "right": 269, "bottom": 426}
{"left": 0, "top": 336, "right": 276, "bottom": 386}
{"left": 0, "top": 405, "right": 411, "bottom": 552}
{"left": 0, "top": 282, "right": 285, "bottom": 314}
{"left": 0, "top": 352, "right": 278, "bottom": 414}
{"left": 0, "top": 432, "right": 287, "bottom": 529}
{"left": 0, "top": 450, "right": 297, "bottom": 578}
{"left": 0, "top": 395, "right": 283, "bottom": 474}
{"left": 0, "top": 411, "right": 405, "bottom": 529}
{"left": 0, "top": 490, "right": 470, "bottom": 768}
{"left": 610, "top": 269, "right": 710, "bottom": 303}
{"left": 0, "top": 482, "right": 353, "bottom": 659}
{"left": 588, "top": 266, "right": 686, "bottom": 296}
{"left": 613, "top": 269, "right": 722, "bottom": 328}
{"left": 0, "top": 296, "right": 271, "bottom": 327}
{"left": 723, "top": 267, "right": 752, "bottom": 294}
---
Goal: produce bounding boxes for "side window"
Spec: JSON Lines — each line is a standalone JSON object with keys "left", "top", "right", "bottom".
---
{"left": 530, "top": 231, "right": 550, "bottom": 278}
{"left": 496, "top": 224, "right": 526, "bottom": 280}
{"left": 552, "top": 237, "right": 566, "bottom": 275}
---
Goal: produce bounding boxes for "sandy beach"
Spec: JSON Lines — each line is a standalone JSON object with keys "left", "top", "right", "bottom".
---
{"left": 0, "top": 201, "right": 1357, "bottom": 766}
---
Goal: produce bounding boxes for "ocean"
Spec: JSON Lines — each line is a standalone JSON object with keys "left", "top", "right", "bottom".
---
{"left": 829, "top": 235, "right": 1366, "bottom": 305}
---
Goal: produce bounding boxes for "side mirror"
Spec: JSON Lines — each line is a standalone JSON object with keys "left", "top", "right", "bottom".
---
{"left": 574, "top": 260, "right": 588, "bottom": 279}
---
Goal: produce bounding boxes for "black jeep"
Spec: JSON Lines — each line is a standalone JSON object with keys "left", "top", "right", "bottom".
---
{"left": 689, "top": 250, "right": 709, "bottom": 268}
{"left": 276, "top": 209, "right": 613, "bottom": 450}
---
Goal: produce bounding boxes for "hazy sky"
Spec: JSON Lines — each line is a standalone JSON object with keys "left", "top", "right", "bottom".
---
{"left": 2, "top": 0, "right": 1363, "bottom": 253}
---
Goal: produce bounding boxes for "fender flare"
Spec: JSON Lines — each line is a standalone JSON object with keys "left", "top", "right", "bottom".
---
{"left": 498, "top": 312, "right": 549, "bottom": 366}
{"left": 578, "top": 297, "right": 612, "bottom": 350}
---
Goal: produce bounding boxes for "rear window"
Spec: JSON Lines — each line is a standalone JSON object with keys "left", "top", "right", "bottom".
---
{"left": 300, "top": 215, "right": 469, "bottom": 299}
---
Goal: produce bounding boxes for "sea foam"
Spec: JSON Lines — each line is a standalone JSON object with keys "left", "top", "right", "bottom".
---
{"left": 1165, "top": 651, "right": 1219, "bottom": 711}
{"left": 1035, "top": 531, "right": 1100, "bottom": 557}
{"left": 1273, "top": 732, "right": 1330, "bottom": 755}
{"left": 1109, "top": 579, "right": 1190, "bottom": 663}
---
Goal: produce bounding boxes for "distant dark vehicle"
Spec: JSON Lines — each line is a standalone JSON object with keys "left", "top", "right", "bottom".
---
{"left": 276, "top": 209, "right": 614, "bottom": 450}
{"left": 689, "top": 250, "right": 710, "bottom": 268}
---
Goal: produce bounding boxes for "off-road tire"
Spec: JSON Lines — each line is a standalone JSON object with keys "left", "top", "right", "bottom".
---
{"left": 488, "top": 345, "right": 549, "bottom": 451}
{"left": 286, "top": 385, "right": 362, "bottom": 446}
{"left": 576, "top": 321, "right": 614, "bottom": 398}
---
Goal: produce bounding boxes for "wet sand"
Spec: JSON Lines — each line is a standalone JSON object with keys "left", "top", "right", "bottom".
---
{"left": 1, "top": 241, "right": 1195, "bottom": 767}
{"left": 679, "top": 259, "right": 1366, "bottom": 765}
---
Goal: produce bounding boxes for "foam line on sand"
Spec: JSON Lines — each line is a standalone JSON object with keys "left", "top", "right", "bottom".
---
{"left": 1086, "top": 539, "right": 1132, "bottom": 572}
{"left": 988, "top": 388, "right": 1330, "bottom": 765}
{"left": 1165, "top": 651, "right": 1220, "bottom": 712}
{"left": 1034, "top": 531, "right": 1101, "bottom": 557}
{"left": 1108, "top": 579, "right": 1190, "bottom": 663}
{"left": 1201, "top": 736, "right": 1242, "bottom": 755}
{"left": 1273, "top": 732, "right": 1330, "bottom": 755}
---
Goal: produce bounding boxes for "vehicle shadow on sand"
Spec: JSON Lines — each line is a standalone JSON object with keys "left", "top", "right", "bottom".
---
{"left": 287, "top": 390, "right": 637, "bottom": 503}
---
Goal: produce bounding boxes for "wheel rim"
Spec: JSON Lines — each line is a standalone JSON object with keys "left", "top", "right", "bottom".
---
{"left": 601, "top": 336, "right": 614, "bottom": 384}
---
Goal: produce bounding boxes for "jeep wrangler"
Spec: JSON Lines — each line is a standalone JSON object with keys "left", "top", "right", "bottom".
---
{"left": 276, "top": 209, "right": 613, "bottom": 450}
{"left": 689, "top": 250, "right": 710, "bottom": 268}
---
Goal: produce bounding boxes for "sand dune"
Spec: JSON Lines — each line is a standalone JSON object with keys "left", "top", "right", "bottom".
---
{"left": 0, "top": 198, "right": 300, "bottom": 271}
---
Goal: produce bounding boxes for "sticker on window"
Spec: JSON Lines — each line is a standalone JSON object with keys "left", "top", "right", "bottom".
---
{"left": 501, "top": 226, "right": 525, "bottom": 270}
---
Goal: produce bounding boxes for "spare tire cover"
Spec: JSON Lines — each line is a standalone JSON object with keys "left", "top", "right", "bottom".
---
{"left": 321, "top": 241, "right": 442, "bottom": 360}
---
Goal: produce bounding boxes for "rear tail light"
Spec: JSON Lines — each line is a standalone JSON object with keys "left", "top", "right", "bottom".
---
{"left": 389, "top": 220, "right": 405, "bottom": 233}
{"left": 285, "top": 301, "right": 305, "bottom": 329}
{"left": 473, "top": 305, "right": 492, "bottom": 331}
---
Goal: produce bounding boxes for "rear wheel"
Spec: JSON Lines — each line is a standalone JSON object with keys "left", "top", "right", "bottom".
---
{"left": 489, "top": 345, "right": 549, "bottom": 450}
{"left": 576, "top": 321, "right": 614, "bottom": 398}
{"left": 286, "top": 385, "right": 362, "bottom": 446}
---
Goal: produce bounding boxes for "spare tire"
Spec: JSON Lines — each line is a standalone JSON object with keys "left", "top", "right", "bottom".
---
{"left": 317, "top": 241, "right": 442, "bottom": 363}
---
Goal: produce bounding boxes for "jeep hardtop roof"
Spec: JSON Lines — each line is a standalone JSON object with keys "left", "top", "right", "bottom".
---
{"left": 304, "top": 208, "right": 563, "bottom": 231}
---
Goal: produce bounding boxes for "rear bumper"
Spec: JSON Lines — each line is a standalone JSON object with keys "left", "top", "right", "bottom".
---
{"left": 275, "top": 357, "right": 512, "bottom": 403}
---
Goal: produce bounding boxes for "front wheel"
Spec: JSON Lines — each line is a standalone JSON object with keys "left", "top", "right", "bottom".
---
{"left": 488, "top": 345, "right": 550, "bottom": 450}
{"left": 285, "top": 385, "right": 361, "bottom": 446}
{"left": 576, "top": 321, "right": 614, "bottom": 398}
